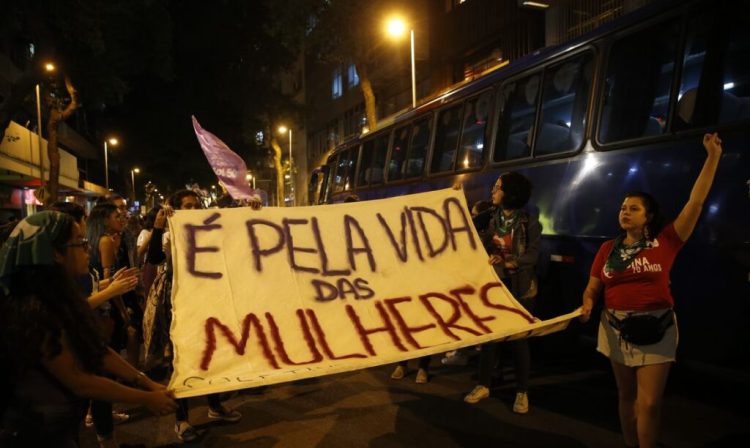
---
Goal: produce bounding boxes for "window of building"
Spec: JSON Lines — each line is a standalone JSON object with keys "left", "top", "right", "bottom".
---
{"left": 535, "top": 52, "right": 593, "bottom": 155}
{"left": 598, "top": 20, "right": 680, "bottom": 143}
{"left": 347, "top": 64, "right": 360, "bottom": 88}
{"left": 332, "top": 67, "right": 343, "bottom": 99}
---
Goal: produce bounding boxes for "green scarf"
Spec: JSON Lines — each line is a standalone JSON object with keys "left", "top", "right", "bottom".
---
{"left": 493, "top": 208, "right": 520, "bottom": 237}
{"left": 0, "top": 211, "right": 69, "bottom": 292}
{"left": 604, "top": 234, "right": 647, "bottom": 274}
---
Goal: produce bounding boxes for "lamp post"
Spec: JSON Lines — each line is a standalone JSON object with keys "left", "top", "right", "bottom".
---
{"left": 35, "top": 62, "right": 56, "bottom": 187}
{"left": 130, "top": 167, "right": 140, "bottom": 202}
{"left": 278, "top": 125, "right": 294, "bottom": 206}
{"left": 103, "top": 137, "right": 118, "bottom": 190}
{"left": 386, "top": 17, "right": 417, "bottom": 108}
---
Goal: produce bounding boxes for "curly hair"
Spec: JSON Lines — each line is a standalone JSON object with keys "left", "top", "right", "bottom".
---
{"left": 169, "top": 190, "right": 200, "bottom": 209}
{"left": 622, "top": 191, "right": 666, "bottom": 240}
{"left": 498, "top": 171, "right": 533, "bottom": 209}
{"left": 0, "top": 214, "right": 106, "bottom": 383}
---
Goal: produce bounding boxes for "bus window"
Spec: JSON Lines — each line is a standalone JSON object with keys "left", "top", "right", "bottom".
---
{"left": 494, "top": 74, "right": 540, "bottom": 162}
{"left": 332, "top": 149, "right": 352, "bottom": 193}
{"left": 675, "top": 5, "right": 750, "bottom": 129}
{"left": 388, "top": 125, "right": 410, "bottom": 181}
{"left": 345, "top": 146, "right": 359, "bottom": 190}
{"left": 457, "top": 90, "right": 492, "bottom": 170}
{"left": 535, "top": 52, "right": 594, "bottom": 156}
{"left": 406, "top": 117, "right": 431, "bottom": 178}
{"left": 357, "top": 140, "right": 372, "bottom": 187}
{"left": 431, "top": 104, "right": 462, "bottom": 173}
{"left": 323, "top": 155, "right": 337, "bottom": 203}
{"left": 371, "top": 134, "right": 389, "bottom": 185}
{"left": 599, "top": 20, "right": 680, "bottom": 143}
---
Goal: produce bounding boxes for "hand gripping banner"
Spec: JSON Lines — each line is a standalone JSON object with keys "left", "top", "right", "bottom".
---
{"left": 167, "top": 189, "right": 579, "bottom": 398}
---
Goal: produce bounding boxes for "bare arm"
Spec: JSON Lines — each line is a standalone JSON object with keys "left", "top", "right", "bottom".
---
{"left": 99, "top": 236, "right": 117, "bottom": 279}
{"left": 580, "top": 276, "right": 603, "bottom": 323}
{"left": 136, "top": 236, "right": 151, "bottom": 261}
{"left": 42, "top": 337, "right": 176, "bottom": 414}
{"left": 673, "top": 133, "right": 723, "bottom": 242}
{"left": 87, "top": 267, "right": 138, "bottom": 309}
{"left": 101, "top": 348, "right": 165, "bottom": 392}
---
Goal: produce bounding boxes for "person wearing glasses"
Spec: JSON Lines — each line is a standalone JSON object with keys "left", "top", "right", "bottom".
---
{"left": 0, "top": 211, "right": 176, "bottom": 446}
{"left": 463, "top": 172, "right": 541, "bottom": 414}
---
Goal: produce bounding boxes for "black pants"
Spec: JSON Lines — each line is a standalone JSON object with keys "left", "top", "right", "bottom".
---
{"left": 477, "top": 339, "right": 530, "bottom": 392}
{"left": 176, "top": 394, "right": 223, "bottom": 422}
{"left": 398, "top": 356, "right": 431, "bottom": 370}
{"left": 476, "top": 292, "right": 534, "bottom": 392}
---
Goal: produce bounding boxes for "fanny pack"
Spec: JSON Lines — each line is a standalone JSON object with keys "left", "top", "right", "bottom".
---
{"left": 606, "top": 309, "right": 674, "bottom": 346}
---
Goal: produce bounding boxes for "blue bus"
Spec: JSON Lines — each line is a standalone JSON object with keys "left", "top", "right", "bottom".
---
{"left": 310, "top": 0, "right": 749, "bottom": 373}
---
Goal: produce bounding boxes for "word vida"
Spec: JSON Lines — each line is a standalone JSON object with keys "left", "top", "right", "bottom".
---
{"left": 181, "top": 197, "right": 477, "bottom": 301}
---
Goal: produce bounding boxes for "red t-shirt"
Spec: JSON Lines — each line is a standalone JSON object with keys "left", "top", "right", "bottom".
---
{"left": 591, "top": 223, "right": 685, "bottom": 311}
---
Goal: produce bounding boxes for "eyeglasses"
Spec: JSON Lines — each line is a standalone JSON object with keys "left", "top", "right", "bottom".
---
{"left": 63, "top": 238, "right": 90, "bottom": 251}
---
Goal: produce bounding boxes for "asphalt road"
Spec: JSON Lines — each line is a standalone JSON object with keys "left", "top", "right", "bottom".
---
{"left": 80, "top": 338, "right": 749, "bottom": 448}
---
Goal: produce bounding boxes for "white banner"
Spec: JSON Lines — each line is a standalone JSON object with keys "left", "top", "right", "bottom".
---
{"left": 168, "top": 189, "right": 579, "bottom": 398}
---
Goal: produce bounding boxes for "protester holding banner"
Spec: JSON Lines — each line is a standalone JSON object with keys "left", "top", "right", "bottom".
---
{"left": 464, "top": 172, "right": 541, "bottom": 414}
{"left": 580, "top": 132, "right": 723, "bottom": 448}
{"left": 144, "top": 190, "right": 242, "bottom": 442}
{"left": 0, "top": 211, "right": 176, "bottom": 446}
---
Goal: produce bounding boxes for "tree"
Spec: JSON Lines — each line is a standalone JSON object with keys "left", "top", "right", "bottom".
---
{"left": 44, "top": 76, "right": 79, "bottom": 203}
{"left": 0, "top": 0, "right": 173, "bottom": 198}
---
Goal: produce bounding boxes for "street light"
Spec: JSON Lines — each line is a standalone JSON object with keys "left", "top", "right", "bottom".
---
{"left": 130, "top": 167, "right": 140, "bottom": 202}
{"left": 386, "top": 16, "right": 417, "bottom": 108}
{"left": 35, "top": 62, "right": 56, "bottom": 187}
{"left": 245, "top": 173, "right": 256, "bottom": 190}
{"left": 103, "top": 137, "right": 118, "bottom": 190}
{"left": 278, "top": 125, "right": 294, "bottom": 206}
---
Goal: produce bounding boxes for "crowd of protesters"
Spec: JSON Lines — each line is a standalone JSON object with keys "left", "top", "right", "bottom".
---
{"left": 0, "top": 133, "right": 722, "bottom": 448}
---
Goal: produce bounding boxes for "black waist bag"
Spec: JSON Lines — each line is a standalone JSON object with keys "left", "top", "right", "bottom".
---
{"left": 607, "top": 310, "right": 674, "bottom": 346}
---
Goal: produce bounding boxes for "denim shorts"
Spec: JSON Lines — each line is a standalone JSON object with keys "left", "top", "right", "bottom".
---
{"left": 597, "top": 308, "right": 678, "bottom": 367}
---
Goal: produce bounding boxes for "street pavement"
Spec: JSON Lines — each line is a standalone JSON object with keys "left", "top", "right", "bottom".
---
{"left": 80, "top": 337, "right": 749, "bottom": 448}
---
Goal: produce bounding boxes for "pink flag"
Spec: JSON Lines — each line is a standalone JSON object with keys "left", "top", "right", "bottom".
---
{"left": 192, "top": 116, "right": 260, "bottom": 201}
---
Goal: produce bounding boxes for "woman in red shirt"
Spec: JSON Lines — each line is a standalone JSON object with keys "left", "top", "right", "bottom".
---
{"left": 581, "top": 133, "right": 723, "bottom": 448}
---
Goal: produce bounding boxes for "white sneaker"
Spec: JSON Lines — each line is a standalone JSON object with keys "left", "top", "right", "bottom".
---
{"left": 175, "top": 421, "right": 198, "bottom": 442}
{"left": 464, "top": 385, "right": 490, "bottom": 404}
{"left": 390, "top": 365, "right": 405, "bottom": 380}
{"left": 441, "top": 354, "right": 469, "bottom": 366}
{"left": 513, "top": 392, "right": 529, "bottom": 414}
{"left": 111, "top": 410, "right": 130, "bottom": 425}
{"left": 207, "top": 406, "right": 242, "bottom": 423}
